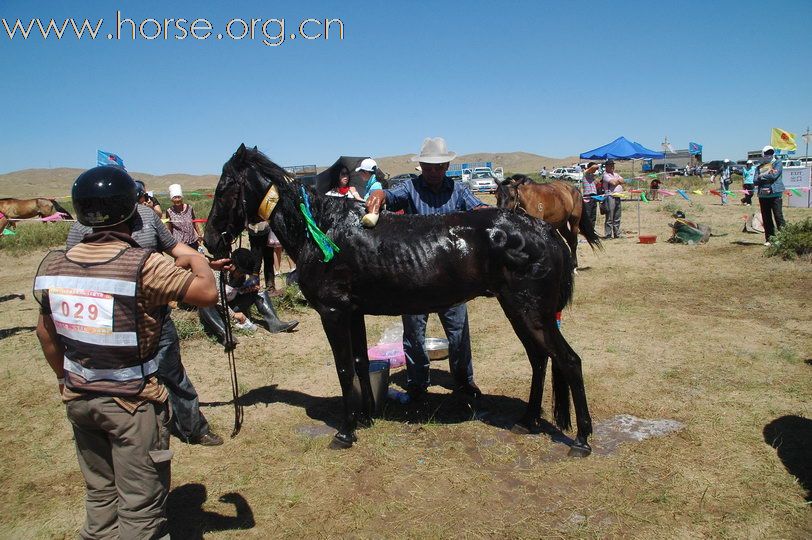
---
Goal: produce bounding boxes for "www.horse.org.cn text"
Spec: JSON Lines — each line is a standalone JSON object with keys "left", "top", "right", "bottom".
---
{"left": 1, "top": 11, "right": 345, "bottom": 47}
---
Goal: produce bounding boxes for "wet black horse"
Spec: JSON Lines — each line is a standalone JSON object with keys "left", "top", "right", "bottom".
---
{"left": 204, "top": 144, "right": 593, "bottom": 456}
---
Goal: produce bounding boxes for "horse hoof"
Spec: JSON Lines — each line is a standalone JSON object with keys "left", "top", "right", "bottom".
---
{"left": 511, "top": 423, "right": 531, "bottom": 435}
{"left": 329, "top": 433, "right": 355, "bottom": 450}
{"left": 567, "top": 443, "right": 592, "bottom": 458}
{"left": 357, "top": 414, "right": 374, "bottom": 429}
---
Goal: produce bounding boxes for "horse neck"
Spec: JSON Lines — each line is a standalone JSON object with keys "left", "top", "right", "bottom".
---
{"left": 259, "top": 177, "right": 310, "bottom": 261}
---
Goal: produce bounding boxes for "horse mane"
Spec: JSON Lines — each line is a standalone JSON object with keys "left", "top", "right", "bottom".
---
{"left": 509, "top": 174, "right": 532, "bottom": 186}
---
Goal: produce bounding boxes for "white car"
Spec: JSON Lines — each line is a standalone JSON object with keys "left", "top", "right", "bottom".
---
{"left": 549, "top": 167, "right": 583, "bottom": 181}
{"left": 464, "top": 171, "right": 499, "bottom": 193}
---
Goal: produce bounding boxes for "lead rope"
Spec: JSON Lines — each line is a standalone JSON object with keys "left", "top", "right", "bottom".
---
{"left": 218, "top": 234, "right": 243, "bottom": 437}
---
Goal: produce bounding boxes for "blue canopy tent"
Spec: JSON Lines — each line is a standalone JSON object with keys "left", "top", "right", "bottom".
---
{"left": 580, "top": 137, "right": 665, "bottom": 238}
{"left": 580, "top": 136, "right": 664, "bottom": 160}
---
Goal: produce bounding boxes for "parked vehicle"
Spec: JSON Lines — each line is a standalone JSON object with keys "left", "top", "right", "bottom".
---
{"left": 651, "top": 163, "right": 682, "bottom": 174}
{"left": 549, "top": 167, "right": 583, "bottom": 181}
{"left": 464, "top": 171, "right": 498, "bottom": 193}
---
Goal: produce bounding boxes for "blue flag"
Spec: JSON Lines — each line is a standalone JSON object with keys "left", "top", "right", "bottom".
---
{"left": 688, "top": 142, "right": 702, "bottom": 155}
{"left": 97, "top": 150, "right": 126, "bottom": 169}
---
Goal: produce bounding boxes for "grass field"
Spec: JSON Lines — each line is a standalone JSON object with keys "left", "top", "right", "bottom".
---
{"left": 0, "top": 192, "right": 809, "bottom": 538}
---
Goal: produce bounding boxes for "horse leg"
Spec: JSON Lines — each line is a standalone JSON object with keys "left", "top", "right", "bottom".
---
{"left": 495, "top": 293, "right": 550, "bottom": 433}
{"left": 319, "top": 309, "right": 359, "bottom": 448}
{"left": 350, "top": 312, "right": 375, "bottom": 427}
{"left": 542, "top": 322, "right": 593, "bottom": 457}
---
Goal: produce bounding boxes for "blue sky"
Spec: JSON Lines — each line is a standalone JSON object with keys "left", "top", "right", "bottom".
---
{"left": 2, "top": 0, "right": 810, "bottom": 174}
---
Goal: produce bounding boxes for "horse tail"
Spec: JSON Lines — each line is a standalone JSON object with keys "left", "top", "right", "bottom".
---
{"left": 556, "top": 234, "right": 574, "bottom": 311}
{"left": 488, "top": 227, "right": 529, "bottom": 269}
{"left": 577, "top": 201, "right": 602, "bottom": 251}
{"left": 50, "top": 199, "right": 73, "bottom": 219}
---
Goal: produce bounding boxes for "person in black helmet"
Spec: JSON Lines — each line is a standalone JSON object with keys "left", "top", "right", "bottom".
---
{"left": 34, "top": 166, "right": 218, "bottom": 539}
{"left": 134, "top": 179, "right": 163, "bottom": 217}
{"left": 68, "top": 183, "right": 228, "bottom": 447}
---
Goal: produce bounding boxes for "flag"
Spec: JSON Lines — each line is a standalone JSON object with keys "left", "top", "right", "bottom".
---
{"left": 97, "top": 150, "right": 126, "bottom": 169}
{"left": 771, "top": 128, "right": 797, "bottom": 152}
{"left": 688, "top": 142, "right": 703, "bottom": 155}
{"left": 677, "top": 189, "right": 691, "bottom": 201}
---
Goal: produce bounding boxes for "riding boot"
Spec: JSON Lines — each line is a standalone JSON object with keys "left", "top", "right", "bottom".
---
{"left": 254, "top": 292, "right": 299, "bottom": 333}
{"left": 198, "top": 306, "right": 237, "bottom": 350}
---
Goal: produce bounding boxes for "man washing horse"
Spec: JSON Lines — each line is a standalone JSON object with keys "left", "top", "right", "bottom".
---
{"left": 366, "top": 137, "right": 486, "bottom": 401}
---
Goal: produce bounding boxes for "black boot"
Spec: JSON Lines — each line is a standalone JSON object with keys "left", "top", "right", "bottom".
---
{"left": 198, "top": 306, "right": 237, "bottom": 351}
{"left": 254, "top": 292, "right": 299, "bottom": 333}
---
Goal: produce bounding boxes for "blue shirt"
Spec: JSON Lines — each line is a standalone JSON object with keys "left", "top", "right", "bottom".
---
{"left": 742, "top": 167, "right": 756, "bottom": 185}
{"left": 363, "top": 174, "right": 383, "bottom": 201}
{"left": 384, "top": 175, "right": 485, "bottom": 215}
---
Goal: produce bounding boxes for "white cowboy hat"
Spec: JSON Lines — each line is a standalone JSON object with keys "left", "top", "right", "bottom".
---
{"left": 411, "top": 137, "right": 456, "bottom": 164}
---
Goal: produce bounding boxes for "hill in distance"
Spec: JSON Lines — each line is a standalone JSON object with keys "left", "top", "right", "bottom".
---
{"left": 0, "top": 151, "right": 581, "bottom": 199}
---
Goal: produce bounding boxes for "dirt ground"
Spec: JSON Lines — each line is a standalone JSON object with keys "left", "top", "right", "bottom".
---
{"left": 0, "top": 193, "right": 810, "bottom": 539}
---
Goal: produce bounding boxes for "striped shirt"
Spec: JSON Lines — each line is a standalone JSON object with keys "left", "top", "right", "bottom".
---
{"left": 384, "top": 175, "right": 485, "bottom": 215}
{"left": 67, "top": 204, "right": 177, "bottom": 252}
{"left": 582, "top": 172, "right": 598, "bottom": 200}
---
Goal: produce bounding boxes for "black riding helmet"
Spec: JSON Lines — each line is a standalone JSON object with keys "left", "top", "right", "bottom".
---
{"left": 72, "top": 166, "right": 138, "bottom": 228}
{"left": 134, "top": 180, "right": 147, "bottom": 200}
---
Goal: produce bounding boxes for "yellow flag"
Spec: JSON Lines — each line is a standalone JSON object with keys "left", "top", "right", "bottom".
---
{"left": 771, "top": 128, "right": 797, "bottom": 151}
{"left": 692, "top": 189, "right": 703, "bottom": 195}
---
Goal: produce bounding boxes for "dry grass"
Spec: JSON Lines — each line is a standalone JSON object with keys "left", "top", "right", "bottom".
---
{"left": 0, "top": 192, "right": 810, "bottom": 538}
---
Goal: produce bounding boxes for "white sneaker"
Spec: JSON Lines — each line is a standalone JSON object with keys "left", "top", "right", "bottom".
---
{"left": 764, "top": 242, "right": 771, "bottom": 246}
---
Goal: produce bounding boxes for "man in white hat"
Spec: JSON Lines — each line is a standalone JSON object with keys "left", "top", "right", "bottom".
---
{"left": 754, "top": 145, "right": 785, "bottom": 245}
{"left": 355, "top": 158, "right": 383, "bottom": 201}
{"left": 365, "top": 137, "right": 486, "bottom": 400}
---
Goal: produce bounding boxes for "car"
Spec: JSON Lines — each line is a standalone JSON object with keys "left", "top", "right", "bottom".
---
{"left": 464, "top": 171, "right": 498, "bottom": 193}
{"left": 549, "top": 167, "right": 583, "bottom": 181}
{"left": 651, "top": 163, "right": 682, "bottom": 174}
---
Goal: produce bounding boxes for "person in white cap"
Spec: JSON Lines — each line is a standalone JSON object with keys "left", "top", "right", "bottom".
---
{"left": 365, "top": 137, "right": 486, "bottom": 401}
{"left": 356, "top": 158, "right": 383, "bottom": 200}
{"left": 754, "top": 145, "right": 785, "bottom": 245}
{"left": 741, "top": 160, "right": 756, "bottom": 205}
{"left": 166, "top": 184, "right": 204, "bottom": 250}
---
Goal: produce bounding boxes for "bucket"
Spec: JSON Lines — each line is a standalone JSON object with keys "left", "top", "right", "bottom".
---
{"left": 351, "top": 360, "right": 390, "bottom": 416}
{"left": 638, "top": 234, "right": 657, "bottom": 244}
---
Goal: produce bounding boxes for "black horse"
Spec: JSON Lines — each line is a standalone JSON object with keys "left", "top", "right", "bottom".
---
{"left": 204, "top": 144, "right": 593, "bottom": 456}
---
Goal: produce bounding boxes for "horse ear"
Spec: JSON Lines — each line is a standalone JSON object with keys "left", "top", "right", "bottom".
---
{"left": 253, "top": 146, "right": 258, "bottom": 151}
{"left": 236, "top": 143, "right": 247, "bottom": 157}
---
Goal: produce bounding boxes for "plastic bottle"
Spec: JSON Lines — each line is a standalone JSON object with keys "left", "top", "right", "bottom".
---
{"left": 386, "top": 387, "right": 410, "bottom": 404}
{"left": 234, "top": 319, "right": 257, "bottom": 333}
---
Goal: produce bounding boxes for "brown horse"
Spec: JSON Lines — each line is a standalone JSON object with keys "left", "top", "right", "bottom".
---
{"left": 0, "top": 198, "right": 73, "bottom": 226}
{"left": 496, "top": 175, "right": 601, "bottom": 270}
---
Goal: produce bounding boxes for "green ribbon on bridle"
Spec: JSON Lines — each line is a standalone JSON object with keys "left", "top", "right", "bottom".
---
{"left": 299, "top": 186, "right": 340, "bottom": 262}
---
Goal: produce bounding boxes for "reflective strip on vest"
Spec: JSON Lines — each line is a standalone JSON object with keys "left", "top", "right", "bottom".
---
{"left": 63, "top": 356, "right": 158, "bottom": 382}
{"left": 34, "top": 275, "right": 136, "bottom": 297}
{"left": 55, "top": 325, "right": 137, "bottom": 346}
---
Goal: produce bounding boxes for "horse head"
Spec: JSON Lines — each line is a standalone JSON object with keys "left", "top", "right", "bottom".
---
{"left": 204, "top": 144, "right": 302, "bottom": 259}
{"left": 495, "top": 174, "right": 530, "bottom": 212}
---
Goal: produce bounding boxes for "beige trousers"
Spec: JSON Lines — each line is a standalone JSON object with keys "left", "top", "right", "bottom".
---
{"left": 66, "top": 397, "right": 172, "bottom": 540}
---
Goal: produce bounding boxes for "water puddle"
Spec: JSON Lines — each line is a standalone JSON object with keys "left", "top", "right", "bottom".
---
{"left": 592, "top": 414, "right": 684, "bottom": 455}
{"left": 294, "top": 423, "right": 334, "bottom": 438}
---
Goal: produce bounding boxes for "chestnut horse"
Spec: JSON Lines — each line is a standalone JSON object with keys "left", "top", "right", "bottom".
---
{"left": 495, "top": 175, "right": 601, "bottom": 270}
{"left": 0, "top": 198, "right": 73, "bottom": 226}
{"left": 204, "top": 145, "right": 593, "bottom": 457}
